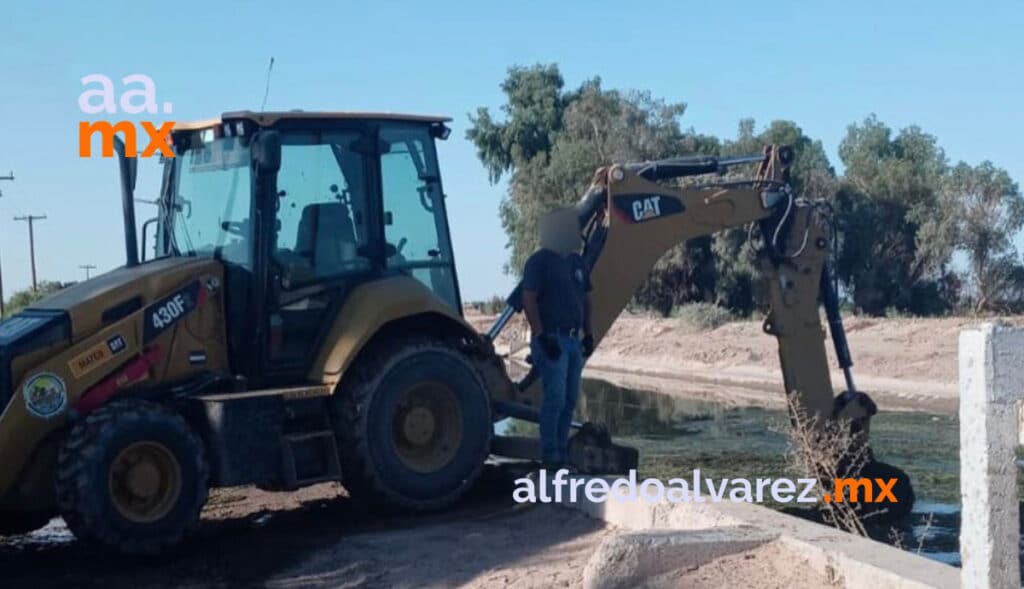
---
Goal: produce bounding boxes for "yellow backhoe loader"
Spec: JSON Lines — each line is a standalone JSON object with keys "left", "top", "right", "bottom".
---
{"left": 0, "top": 111, "right": 912, "bottom": 553}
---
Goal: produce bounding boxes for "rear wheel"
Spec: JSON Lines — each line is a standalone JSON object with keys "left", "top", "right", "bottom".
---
{"left": 333, "top": 339, "right": 492, "bottom": 511}
{"left": 55, "top": 400, "right": 209, "bottom": 554}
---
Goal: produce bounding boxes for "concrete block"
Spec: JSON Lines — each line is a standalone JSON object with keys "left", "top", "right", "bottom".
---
{"left": 559, "top": 476, "right": 958, "bottom": 589}
{"left": 582, "top": 527, "right": 776, "bottom": 589}
{"left": 959, "top": 323, "right": 1023, "bottom": 589}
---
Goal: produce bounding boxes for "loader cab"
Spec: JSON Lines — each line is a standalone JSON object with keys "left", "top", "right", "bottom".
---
{"left": 153, "top": 111, "right": 461, "bottom": 386}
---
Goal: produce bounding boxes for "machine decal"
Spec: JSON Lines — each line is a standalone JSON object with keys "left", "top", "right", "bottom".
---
{"left": 67, "top": 334, "right": 126, "bottom": 379}
{"left": 68, "top": 341, "right": 112, "bottom": 378}
{"left": 107, "top": 334, "right": 127, "bottom": 355}
{"left": 188, "top": 351, "right": 207, "bottom": 365}
{"left": 612, "top": 194, "right": 684, "bottom": 224}
{"left": 143, "top": 281, "right": 203, "bottom": 343}
{"left": 22, "top": 372, "right": 68, "bottom": 419}
{"left": 75, "top": 347, "right": 162, "bottom": 416}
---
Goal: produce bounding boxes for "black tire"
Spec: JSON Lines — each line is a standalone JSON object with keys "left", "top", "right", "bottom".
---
{"left": 332, "top": 339, "right": 492, "bottom": 511}
{"left": 55, "top": 400, "right": 209, "bottom": 554}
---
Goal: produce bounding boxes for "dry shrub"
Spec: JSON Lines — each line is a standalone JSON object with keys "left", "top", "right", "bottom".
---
{"left": 784, "top": 393, "right": 871, "bottom": 536}
{"left": 672, "top": 302, "right": 735, "bottom": 331}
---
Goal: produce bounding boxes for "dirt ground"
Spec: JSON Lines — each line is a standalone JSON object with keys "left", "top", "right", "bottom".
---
{"left": 1, "top": 311, "right": 976, "bottom": 588}
{"left": 0, "top": 467, "right": 610, "bottom": 589}
{"left": 647, "top": 541, "right": 840, "bottom": 589}
{"left": 468, "top": 309, "right": 1019, "bottom": 413}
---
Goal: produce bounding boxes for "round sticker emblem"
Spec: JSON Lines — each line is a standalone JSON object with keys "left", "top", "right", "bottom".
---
{"left": 22, "top": 372, "right": 68, "bottom": 419}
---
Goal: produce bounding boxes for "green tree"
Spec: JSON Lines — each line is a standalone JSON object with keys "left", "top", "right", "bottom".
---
{"left": 469, "top": 66, "right": 713, "bottom": 276}
{"left": 469, "top": 66, "right": 1024, "bottom": 318}
{"left": 466, "top": 64, "right": 572, "bottom": 184}
{"left": 835, "top": 115, "right": 955, "bottom": 315}
{"left": 633, "top": 238, "right": 716, "bottom": 316}
{"left": 944, "top": 161, "right": 1024, "bottom": 312}
{"left": 4, "top": 281, "right": 69, "bottom": 317}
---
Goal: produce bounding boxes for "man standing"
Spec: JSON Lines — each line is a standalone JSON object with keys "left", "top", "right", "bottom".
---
{"left": 522, "top": 207, "right": 595, "bottom": 469}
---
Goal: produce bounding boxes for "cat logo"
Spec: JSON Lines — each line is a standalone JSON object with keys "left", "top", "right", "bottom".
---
{"left": 632, "top": 196, "right": 662, "bottom": 221}
{"left": 612, "top": 193, "right": 685, "bottom": 224}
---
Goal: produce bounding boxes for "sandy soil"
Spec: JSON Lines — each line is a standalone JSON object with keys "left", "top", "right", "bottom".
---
{"left": 0, "top": 471, "right": 835, "bottom": 589}
{"left": 0, "top": 468, "right": 610, "bottom": 589}
{"left": 468, "top": 309, "right": 1020, "bottom": 414}
{"left": 647, "top": 541, "right": 840, "bottom": 589}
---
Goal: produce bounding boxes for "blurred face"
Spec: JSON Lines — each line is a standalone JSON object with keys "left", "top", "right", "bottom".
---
{"left": 539, "top": 208, "right": 581, "bottom": 255}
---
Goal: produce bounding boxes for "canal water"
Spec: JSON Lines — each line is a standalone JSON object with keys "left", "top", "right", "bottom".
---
{"left": 553, "top": 378, "right": 971, "bottom": 566}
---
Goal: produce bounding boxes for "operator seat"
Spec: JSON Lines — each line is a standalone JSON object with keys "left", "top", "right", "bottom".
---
{"left": 294, "top": 202, "right": 359, "bottom": 274}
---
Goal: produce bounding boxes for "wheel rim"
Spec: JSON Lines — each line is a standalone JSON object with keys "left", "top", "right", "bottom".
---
{"left": 392, "top": 380, "right": 463, "bottom": 474}
{"left": 109, "top": 441, "right": 182, "bottom": 524}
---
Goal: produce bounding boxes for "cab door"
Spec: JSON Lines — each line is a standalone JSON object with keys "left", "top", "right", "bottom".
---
{"left": 379, "top": 124, "right": 462, "bottom": 312}
{"left": 262, "top": 128, "right": 378, "bottom": 381}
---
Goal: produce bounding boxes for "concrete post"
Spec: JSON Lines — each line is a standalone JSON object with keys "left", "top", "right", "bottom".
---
{"left": 959, "top": 323, "right": 1023, "bottom": 589}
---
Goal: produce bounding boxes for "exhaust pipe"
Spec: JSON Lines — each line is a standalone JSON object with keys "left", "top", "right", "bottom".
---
{"left": 114, "top": 137, "right": 139, "bottom": 267}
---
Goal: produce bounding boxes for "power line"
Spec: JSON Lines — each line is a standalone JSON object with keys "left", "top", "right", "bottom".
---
{"left": 79, "top": 264, "right": 96, "bottom": 280}
{"left": 13, "top": 214, "right": 47, "bottom": 292}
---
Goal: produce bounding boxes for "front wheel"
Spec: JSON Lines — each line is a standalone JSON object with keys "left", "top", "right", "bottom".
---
{"left": 55, "top": 400, "right": 209, "bottom": 554}
{"left": 333, "top": 339, "right": 492, "bottom": 511}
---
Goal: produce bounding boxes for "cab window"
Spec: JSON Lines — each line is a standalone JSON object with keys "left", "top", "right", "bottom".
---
{"left": 170, "top": 136, "right": 253, "bottom": 268}
{"left": 380, "top": 125, "right": 458, "bottom": 309}
{"left": 273, "top": 132, "right": 371, "bottom": 288}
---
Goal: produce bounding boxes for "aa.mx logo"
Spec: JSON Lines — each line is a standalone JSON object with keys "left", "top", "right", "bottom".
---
{"left": 78, "top": 74, "right": 175, "bottom": 158}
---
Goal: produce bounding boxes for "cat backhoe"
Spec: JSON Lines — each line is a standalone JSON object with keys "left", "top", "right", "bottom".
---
{"left": 0, "top": 110, "right": 911, "bottom": 554}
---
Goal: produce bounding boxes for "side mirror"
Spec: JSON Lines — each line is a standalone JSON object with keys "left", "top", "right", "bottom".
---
{"left": 252, "top": 131, "right": 282, "bottom": 174}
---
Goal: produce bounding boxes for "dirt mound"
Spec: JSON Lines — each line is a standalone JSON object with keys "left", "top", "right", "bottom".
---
{"left": 650, "top": 541, "right": 841, "bottom": 588}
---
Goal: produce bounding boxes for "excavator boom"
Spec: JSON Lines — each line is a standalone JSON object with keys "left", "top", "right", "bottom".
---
{"left": 488, "top": 145, "right": 914, "bottom": 519}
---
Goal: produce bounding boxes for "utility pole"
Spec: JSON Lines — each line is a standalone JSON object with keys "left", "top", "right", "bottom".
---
{"left": 0, "top": 171, "right": 14, "bottom": 318}
{"left": 13, "top": 214, "right": 46, "bottom": 292}
{"left": 78, "top": 264, "right": 96, "bottom": 280}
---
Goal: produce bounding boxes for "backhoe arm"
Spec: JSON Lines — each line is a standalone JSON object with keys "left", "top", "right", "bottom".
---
{"left": 487, "top": 146, "right": 914, "bottom": 516}
{"left": 493, "top": 146, "right": 849, "bottom": 417}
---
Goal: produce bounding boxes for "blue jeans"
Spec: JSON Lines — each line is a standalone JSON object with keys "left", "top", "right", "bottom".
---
{"left": 531, "top": 335, "right": 584, "bottom": 464}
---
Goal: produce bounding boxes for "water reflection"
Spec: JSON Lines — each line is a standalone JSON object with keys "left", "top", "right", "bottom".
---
{"left": 568, "top": 378, "right": 964, "bottom": 566}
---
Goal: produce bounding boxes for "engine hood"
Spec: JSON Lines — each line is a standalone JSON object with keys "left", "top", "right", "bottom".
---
{"left": 0, "top": 256, "right": 222, "bottom": 412}
{"left": 29, "top": 257, "right": 222, "bottom": 338}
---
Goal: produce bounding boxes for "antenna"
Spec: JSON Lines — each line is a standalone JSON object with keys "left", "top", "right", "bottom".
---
{"left": 260, "top": 57, "right": 275, "bottom": 113}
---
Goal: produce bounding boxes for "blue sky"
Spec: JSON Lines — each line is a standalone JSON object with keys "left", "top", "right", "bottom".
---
{"left": 1, "top": 0, "right": 1021, "bottom": 301}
